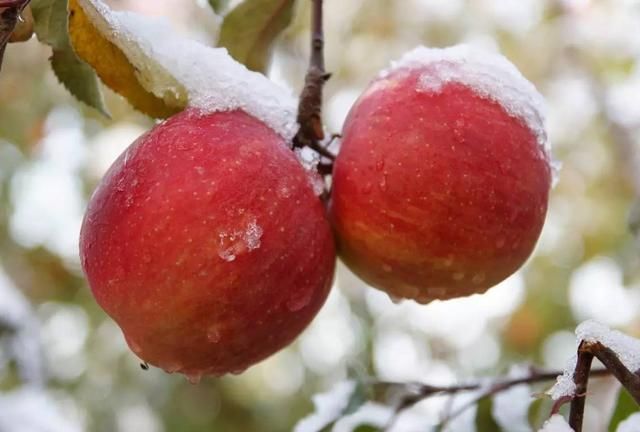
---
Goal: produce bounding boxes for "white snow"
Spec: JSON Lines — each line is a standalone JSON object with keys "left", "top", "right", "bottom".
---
{"left": 549, "top": 354, "right": 578, "bottom": 401}
{"left": 549, "top": 320, "right": 640, "bottom": 401}
{"left": 616, "top": 412, "right": 640, "bottom": 432}
{"left": 576, "top": 320, "right": 640, "bottom": 374}
{"left": 381, "top": 44, "right": 550, "bottom": 160}
{"left": 538, "top": 414, "right": 574, "bottom": 432}
{"left": 77, "top": 0, "right": 298, "bottom": 141}
{"left": 293, "top": 380, "right": 356, "bottom": 432}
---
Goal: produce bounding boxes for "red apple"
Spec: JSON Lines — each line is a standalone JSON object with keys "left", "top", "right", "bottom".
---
{"left": 80, "top": 108, "right": 335, "bottom": 381}
{"left": 330, "top": 47, "right": 552, "bottom": 304}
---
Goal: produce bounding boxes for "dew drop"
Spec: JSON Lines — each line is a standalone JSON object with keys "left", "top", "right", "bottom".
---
{"left": 362, "top": 182, "right": 373, "bottom": 194}
{"left": 287, "top": 290, "right": 312, "bottom": 312}
{"left": 387, "top": 294, "right": 402, "bottom": 304}
{"left": 126, "top": 337, "right": 142, "bottom": 355}
{"left": 375, "top": 159, "right": 385, "bottom": 172}
{"left": 378, "top": 175, "right": 387, "bottom": 191}
{"left": 207, "top": 326, "right": 221, "bottom": 343}
{"left": 496, "top": 238, "right": 506, "bottom": 249}
{"left": 231, "top": 367, "right": 247, "bottom": 376}
{"left": 472, "top": 273, "right": 486, "bottom": 284}
{"left": 382, "top": 264, "right": 393, "bottom": 272}
{"left": 185, "top": 373, "right": 203, "bottom": 385}
{"left": 163, "top": 362, "right": 182, "bottom": 374}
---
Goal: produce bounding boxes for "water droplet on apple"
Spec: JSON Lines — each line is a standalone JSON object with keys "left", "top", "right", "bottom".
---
{"left": 375, "top": 159, "right": 385, "bottom": 171}
{"left": 231, "top": 367, "right": 247, "bottom": 375}
{"left": 207, "top": 326, "right": 221, "bottom": 343}
{"left": 185, "top": 372, "right": 203, "bottom": 384}
{"left": 362, "top": 182, "right": 373, "bottom": 194}
{"left": 382, "top": 264, "right": 393, "bottom": 272}
{"left": 125, "top": 336, "right": 142, "bottom": 355}
{"left": 195, "top": 166, "right": 205, "bottom": 175}
{"left": 379, "top": 175, "right": 387, "bottom": 191}
{"left": 387, "top": 294, "right": 402, "bottom": 304}
{"left": 496, "top": 238, "right": 506, "bottom": 248}
{"left": 472, "top": 273, "right": 486, "bottom": 284}
{"left": 287, "top": 289, "right": 312, "bottom": 311}
{"left": 453, "top": 272, "right": 465, "bottom": 281}
{"left": 162, "top": 362, "right": 182, "bottom": 373}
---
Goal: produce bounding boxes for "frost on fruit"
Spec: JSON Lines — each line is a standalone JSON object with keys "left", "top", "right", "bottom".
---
{"left": 382, "top": 44, "right": 550, "bottom": 160}
{"left": 538, "top": 414, "right": 574, "bottom": 432}
{"left": 217, "top": 217, "right": 263, "bottom": 262}
{"left": 549, "top": 320, "right": 640, "bottom": 401}
{"left": 73, "top": 0, "right": 298, "bottom": 141}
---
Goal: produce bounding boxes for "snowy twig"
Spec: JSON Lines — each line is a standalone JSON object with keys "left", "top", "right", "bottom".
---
{"left": 588, "top": 342, "right": 640, "bottom": 404}
{"left": 0, "top": 0, "right": 30, "bottom": 71}
{"left": 567, "top": 342, "right": 594, "bottom": 431}
{"left": 377, "top": 367, "right": 610, "bottom": 431}
{"left": 292, "top": 0, "right": 336, "bottom": 162}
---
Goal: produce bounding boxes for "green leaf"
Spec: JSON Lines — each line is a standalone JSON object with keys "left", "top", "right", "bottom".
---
{"left": 353, "top": 426, "right": 380, "bottom": 432}
{"left": 475, "top": 397, "right": 502, "bottom": 431}
{"left": 217, "top": 0, "right": 296, "bottom": 73}
{"left": 30, "top": 0, "right": 108, "bottom": 116}
{"left": 528, "top": 397, "right": 556, "bottom": 430}
{"left": 609, "top": 387, "right": 639, "bottom": 430}
{"left": 208, "top": 0, "right": 231, "bottom": 14}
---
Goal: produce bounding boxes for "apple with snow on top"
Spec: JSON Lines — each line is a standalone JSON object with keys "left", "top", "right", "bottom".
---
{"left": 330, "top": 45, "right": 553, "bottom": 304}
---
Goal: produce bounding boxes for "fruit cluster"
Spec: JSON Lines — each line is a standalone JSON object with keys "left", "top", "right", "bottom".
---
{"left": 80, "top": 45, "right": 553, "bottom": 380}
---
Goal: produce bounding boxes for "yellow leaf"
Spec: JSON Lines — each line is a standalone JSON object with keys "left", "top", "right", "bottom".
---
{"left": 68, "top": 0, "right": 183, "bottom": 118}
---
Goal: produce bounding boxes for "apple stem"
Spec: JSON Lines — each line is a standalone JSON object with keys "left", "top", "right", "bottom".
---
{"left": 293, "top": 0, "right": 337, "bottom": 164}
{"left": 0, "top": 0, "right": 30, "bottom": 72}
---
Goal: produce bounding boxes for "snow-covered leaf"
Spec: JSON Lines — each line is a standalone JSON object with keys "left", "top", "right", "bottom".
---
{"left": 67, "top": 0, "right": 183, "bottom": 118}
{"left": 66, "top": 0, "right": 298, "bottom": 140}
{"left": 30, "top": 0, "right": 108, "bottom": 116}
{"left": 218, "top": 0, "right": 296, "bottom": 73}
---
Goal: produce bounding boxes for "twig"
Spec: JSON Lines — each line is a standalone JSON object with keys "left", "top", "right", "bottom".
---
{"left": 292, "top": 0, "right": 336, "bottom": 162}
{"left": 376, "top": 367, "right": 610, "bottom": 431}
{"left": 568, "top": 342, "right": 594, "bottom": 431}
{"left": 589, "top": 342, "right": 640, "bottom": 405}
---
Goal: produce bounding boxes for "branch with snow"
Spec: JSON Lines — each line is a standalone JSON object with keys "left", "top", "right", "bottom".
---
{"left": 548, "top": 320, "right": 640, "bottom": 432}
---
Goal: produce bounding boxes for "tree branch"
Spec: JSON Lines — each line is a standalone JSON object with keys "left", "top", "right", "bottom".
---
{"left": 568, "top": 342, "right": 595, "bottom": 432}
{"left": 292, "top": 0, "right": 335, "bottom": 162}
{"left": 376, "top": 367, "right": 611, "bottom": 431}
{"left": 589, "top": 342, "right": 640, "bottom": 405}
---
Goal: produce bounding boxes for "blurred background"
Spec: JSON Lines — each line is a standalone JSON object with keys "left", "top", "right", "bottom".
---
{"left": 1, "top": 0, "right": 639, "bottom": 431}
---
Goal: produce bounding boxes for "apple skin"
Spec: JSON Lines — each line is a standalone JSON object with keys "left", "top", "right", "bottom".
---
{"left": 80, "top": 108, "right": 335, "bottom": 380}
{"left": 330, "top": 66, "right": 551, "bottom": 304}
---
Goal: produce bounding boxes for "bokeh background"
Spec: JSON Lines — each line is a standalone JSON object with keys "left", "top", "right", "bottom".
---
{"left": 1, "top": 0, "right": 639, "bottom": 431}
